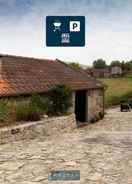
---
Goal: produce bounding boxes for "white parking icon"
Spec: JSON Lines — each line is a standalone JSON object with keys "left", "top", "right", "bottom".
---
{"left": 70, "top": 21, "right": 80, "bottom": 32}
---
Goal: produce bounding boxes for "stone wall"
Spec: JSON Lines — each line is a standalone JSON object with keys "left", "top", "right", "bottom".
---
{"left": 0, "top": 114, "right": 76, "bottom": 145}
{"left": 87, "top": 89, "right": 104, "bottom": 122}
{"left": 68, "top": 92, "right": 75, "bottom": 114}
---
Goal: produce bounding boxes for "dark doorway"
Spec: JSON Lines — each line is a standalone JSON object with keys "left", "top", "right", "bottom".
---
{"left": 75, "top": 90, "right": 87, "bottom": 122}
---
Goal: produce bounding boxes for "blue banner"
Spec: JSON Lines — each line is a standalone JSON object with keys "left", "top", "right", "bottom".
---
{"left": 46, "top": 16, "right": 85, "bottom": 47}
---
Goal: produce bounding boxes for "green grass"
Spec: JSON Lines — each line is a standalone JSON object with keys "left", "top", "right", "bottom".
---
{"left": 99, "top": 76, "right": 132, "bottom": 107}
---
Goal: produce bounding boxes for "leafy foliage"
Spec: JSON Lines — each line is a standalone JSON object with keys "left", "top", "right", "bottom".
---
{"left": 93, "top": 59, "right": 107, "bottom": 69}
{"left": 110, "top": 60, "right": 121, "bottom": 67}
{"left": 30, "top": 93, "right": 49, "bottom": 114}
{"left": 49, "top": 85, "right": 72, "bottom": 115}
{"left": 0, "top": 101, "right": 9, "bottom": 122}
{"left": 15, "top": 101, "right": 43, "bottom": 122}
{"left": 68, "top": 62, "right": 81, "bottom": 70}
{"left": 0, "top": 86, "right": 72, "bottom": 126}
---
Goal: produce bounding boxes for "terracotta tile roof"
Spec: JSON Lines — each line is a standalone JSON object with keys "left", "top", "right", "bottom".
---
{"left": 0, "top": 55, "right": 104, "bottom": 97}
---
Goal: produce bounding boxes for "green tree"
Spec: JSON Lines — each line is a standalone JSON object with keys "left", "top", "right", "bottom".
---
{"left": 93, "top": 59, "right": 107, "bottom": 69}
{"left": 110, "top": 60, "right": 121, "bottom": 67}
{"left": 49, "top": 85, "right": 72, "bottom": 115}
{"left": 69, "top": 62, "right": 81, "bottom": 70}
{"left": 126, "top": 60, "right": 132, "bottom": 71}
{"left": 121, "top": 61, "right": 131, "bottom": 72}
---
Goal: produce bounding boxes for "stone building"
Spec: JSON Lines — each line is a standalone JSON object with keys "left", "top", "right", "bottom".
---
{"left": 86, "top": 68, "right": 110, "bottom": 78}
{"left": 0, "top": 54, "right": 105, "bottom": 123}
{"left": 111, "top": 66, "right": 122, "bottom": 77}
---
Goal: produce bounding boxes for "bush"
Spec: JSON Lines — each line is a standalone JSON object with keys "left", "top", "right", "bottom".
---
{"left": 15, "top": 102, "right": 42, "bottom": 121}
{"left": 99, "top": 112, "right": 104, "bottom": 119}
{"left": 49, "top": 84, "right": 72, "bottom": 115}
{"left": 0, "top": 87, "right": 72, "bottom": 125}
{"left": 106, "top": 91, "right": 132, "bottom": 107}
{"left": 0, "top": 101, "right": 9, "bottom": 122}
{"left": 30, "top": 93, "right": 49, "bottom": 114}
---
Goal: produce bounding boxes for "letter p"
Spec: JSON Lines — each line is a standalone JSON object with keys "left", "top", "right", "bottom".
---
{"left": 70, "top": 21, "right": 80, "bottom": 32}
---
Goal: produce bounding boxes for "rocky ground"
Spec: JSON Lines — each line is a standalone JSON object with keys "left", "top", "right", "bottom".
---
{"left": 0, "top": 107, "right": 132, "bottom": 184}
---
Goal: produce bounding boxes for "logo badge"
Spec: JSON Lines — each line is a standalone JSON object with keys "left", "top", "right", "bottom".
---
{"left": 46, "top": 16, "right": 85, "bottom": 47}
{"left": 48, "top": 170, "right": 80, "bottom": 181}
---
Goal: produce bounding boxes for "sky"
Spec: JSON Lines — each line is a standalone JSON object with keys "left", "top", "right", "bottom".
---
{"left": 0, "top": 0, "right": 132, "bottom": 65}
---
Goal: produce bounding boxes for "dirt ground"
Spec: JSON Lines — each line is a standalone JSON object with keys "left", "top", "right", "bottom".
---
{"left": 0, "top": 107, "right": 132, "bottom": 184}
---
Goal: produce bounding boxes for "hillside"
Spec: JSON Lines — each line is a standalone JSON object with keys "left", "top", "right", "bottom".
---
{"left": 100, "top": 77, "right": 132, "bottom": 107}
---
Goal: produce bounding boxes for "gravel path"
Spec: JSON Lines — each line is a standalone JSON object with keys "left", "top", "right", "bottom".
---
{"left": 0, "top": 107, "right": 132, "bottom": 184}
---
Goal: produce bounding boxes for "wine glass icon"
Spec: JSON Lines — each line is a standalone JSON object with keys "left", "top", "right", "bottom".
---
{"left": 53, "top": 20, "right": 62, "bottom": 32}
